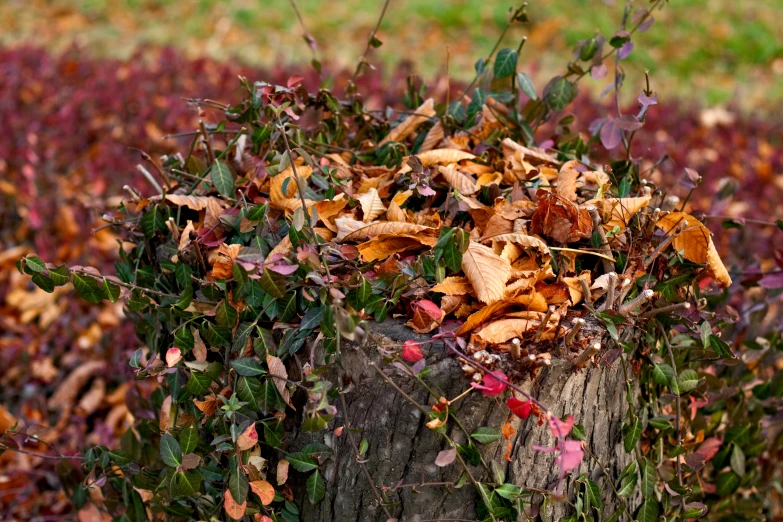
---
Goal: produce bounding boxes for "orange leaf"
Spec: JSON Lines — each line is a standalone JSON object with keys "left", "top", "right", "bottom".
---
{"left": 380, "top": 98, "right": 435, "bottom": 145}
{"left": 461, "top": 241, "right": 511, "bottom": 304}
{"left": 250, "top": 480, "right": 276, "bottom": 506}
{"left": 237, "top": 423, "right": 259, "bottom": 451}
{"left": 224, "top": 489, "right": 247, "bottom": 520}
{"left": 655, "top": 212, "right": 731, "bottom": 286}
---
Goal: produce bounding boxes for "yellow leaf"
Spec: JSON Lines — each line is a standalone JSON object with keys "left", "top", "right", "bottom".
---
{"left": 438, "top": 165, "right": 478, "bottom": 195}
{"left": 501, "top": 138, "right": 561, "bottom": 165}
{"left": 357, "top": 234, "right": 432, "bottom": 262}
{"left": 343, "top": 222, "right": 435, "bottom": 243}
{"left": 356, "top": 188, "right": 387, "bottom": 222}
{"left": 482, "top": 232, "right": 551, "bottom": 256}
{"left": 475, "top": 316, "right": 544, "bottom": 343}
{"left": 476, "top": 171, "right": 503, "bottom": 188}
{"left": 336, "top": 216, "right": 373, "bottom": 241}
{"left": 431, "top": 276, "right": 474, "bottom": 296}
{"left": 397, "top": 149, "right": 476, "bottom": 174}
{"left": 269, "top": 165, "right": 312, "bottom": 209}
{"left": 655, "top": 212, "right": 731, "bottom": 286}
{"left": 586, "top": 196, "right": 651, "bottom": 232}
{"left": 563, "top": 270, "right": 592, "bottom": 305}
{"left": 456, "top": 293, "right": 548, "bottom": 336}
{"left": 420, "top": 120, "right": 445, "bottom": 152}
{"left": 461, "top": 242, "right": 512, "bottom": 304}
{"left": 249, "top": 480, "right": 276, "bottom": 506}
{"left": 268, "top": 236, "right": 292, "bottom": 258}
{"left": 380, "top": 98, "right": 436, "bottom": 145}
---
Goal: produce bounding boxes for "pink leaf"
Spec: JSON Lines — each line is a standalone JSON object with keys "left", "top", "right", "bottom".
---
{"left": 556, "top": 440, "right": 585, "bottom": 472}
{"left": 434, "top": 448, "right": 457, "bottom": 467}
{"left": 401, "top": 340, "right": 424, "bottom": 363}
{"left": 165, "top": 348, "right": 182, "bottom": 367}
{"left": 470, "top": 371, "right": 508, "bottom": 397}
{"left": 548, "top": 415, "right": 574, "bottom": 439}
{"left": 415, "top": 300, "right": 443, "bottom": 320}
{"left": 600, "top": 118, "right": 622, "bottom": 150}
{"left": 696, "top": 438, "right": 722, "bottom": 461}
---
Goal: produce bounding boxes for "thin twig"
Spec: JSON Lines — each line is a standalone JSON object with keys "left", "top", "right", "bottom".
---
{"left": 656, "top": 321, "right": 683, "bottom": 487}
{"left": 348, "top": 0, "right": 392, "bottom": 87}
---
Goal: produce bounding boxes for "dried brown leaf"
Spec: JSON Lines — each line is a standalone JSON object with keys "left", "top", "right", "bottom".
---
{"left": 656, "top": 212, "right": 731, "bottom": 286}
{"left": 380, "top": 98, "right": 436, "bottom": 145}
{"left": 461, "top": 241, "right": 511, "bottom": 304}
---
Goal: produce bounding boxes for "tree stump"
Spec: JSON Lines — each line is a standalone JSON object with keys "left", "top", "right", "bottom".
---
{"left": 290, "top": 320, "right": 634, "bottom": 521}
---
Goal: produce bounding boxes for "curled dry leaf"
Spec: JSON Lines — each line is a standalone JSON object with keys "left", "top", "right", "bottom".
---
{"left": 420, "top": 120, "right": 445, "bottom": 152}
{"left": 655, "top": 212, "right": 731, "bottom": 286}
{"left": 431, "top": 276, "right": 474, "bottom": 296}
{"left": 48, "top": 360, "right": 107, "bottom": 410}
{"left": 266, "top": 354, "right": 291, "bottom": 407}
{"left": 585, "top": 195, "right": 651, "bottom": 232}
{"left": 356, "top": 188, "right": 387, "bottom": 222}
{"left": 379, "top": 98, "right": 436, "bottom": 145}
{"left": 483, "top": 232, "right": 551, "bottom": 256}
{"left": 277, "top": 459, "right": 290, "bottom": 485}
{"left": 151, "top": 194, "right": 228, "bottom": 212}
{"left": 531, "top": 190, "right": 593, "bottom": 244}
{"left": 456, "top": 292, "right": 548, "bottom": 336}
{"left": 397, "top": 149, "right": 476, "bottom": 175}
{"left": 356, "top": 233, "right": 436, "bottom": 262}
{"left": 438, "top": 165, "right": 478, "bottom": 195}
{"left": 343, "top": 222, "right": 434, "bottom": 243}
{"left": 556, "top": 160, "right": 580, "bottom": 202}
{"left": 461, "top": 241, "right": 512, "bottom": 304}
{"left": 502, "top": 138, "right": 561, "bottom": 166}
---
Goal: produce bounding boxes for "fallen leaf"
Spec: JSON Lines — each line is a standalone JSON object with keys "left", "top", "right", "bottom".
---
{"left": 461, "top": 241, "right": 512, "bottom": 304}
{"left": 655, "top": 212, "right": 731, "bottom": 286}
{"left": 356, "top": 188, "right": 387, "bottom": 222}
{"left": 438, "top": 165, "right": 478, "bottom": 194}
{"left": 397, "top": 149, "right": 476, "bottom": 175}
{"left": 380, "top": 98, "right": 435, "bottom": 145}
{"left": 277, "top": 459, "right": 290, "bottom": 485}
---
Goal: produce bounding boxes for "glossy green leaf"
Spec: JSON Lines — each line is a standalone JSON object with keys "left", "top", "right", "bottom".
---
{"left": 160, "top": 434, "right": 182, "bottom": 468}
{"left": 211, "top": 160, "right": 235, "bottom": 197}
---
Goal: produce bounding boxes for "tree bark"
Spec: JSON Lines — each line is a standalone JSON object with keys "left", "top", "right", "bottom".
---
{"left": 289, "top": 320, "right": 635, "bottom": 521}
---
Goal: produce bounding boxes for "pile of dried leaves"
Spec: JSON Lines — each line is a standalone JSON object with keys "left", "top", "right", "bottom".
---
{"left": 2, "top": 40, "right": 783, "bottom": 522}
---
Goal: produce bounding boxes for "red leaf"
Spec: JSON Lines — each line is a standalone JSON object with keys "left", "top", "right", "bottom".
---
{"left": 506, "top": 397, "right": 532, "bottom": 419}
{"left": 401, "top": 340, "right": 424, "bottom": 363}
{"left": 470, "top": 371, "right": 508, "bottom": 397}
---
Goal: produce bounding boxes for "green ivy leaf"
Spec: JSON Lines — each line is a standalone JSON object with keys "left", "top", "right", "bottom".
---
{"left": 211, "top": 160, "right": 235, "bottom": 197}
{"left": 715, "top": 471, "right": 740, "bottom": 496}
{"left": 259, "top": 267, "right": 286, "bottom": 299}
{"left": 622, "top": 417, "right": 643, "bottom": 453}
{"left": 246, "top": 204, "right": 267, "bottom": 221}
{"left": 303, "top": 470, "right": 326, "bottom": 505}
{"left": 546, "top": 77, "right": 577, "bottom": 112}
{"left": 585, "top": 479, "right": 601, "bottom": 510}
{"left": 186, "top": 372, "right": 212, "bottom": 395}
{"left": 174, "top": 471, "right": 202, "bottom": 496}
{"left": 253, "top": 328, "right": 277, "bottom": 358}
{"left": 73, "top": 273, "right": 105, "bottom": 303}
{"left": 175, "top": 263, "right": 192, "bottom": 289}
{"left": 232, "top": 322, "right": 255, "bottom": 353}
{"left": 179, "top": 426, "right": 199, "bottom": 454}
{"left": 678, "top": 369, "right": 700, "bottom": 393}
{"left": 174, "top": 327, "right": 195, "bottom": 350}
{"left": 494, "top": 48, "right": 518, "bottom": 79}
{"left": 141, "top": 207, "right": 166, "bottom": 238}
{"left": 640, "top": 458, "right": 657, "bottom": 498}
{"left": 25, "top": 255, "right": 47, "bottom": 273}
{"left": 101, "top": 278, "right": 121, "bottom": 303}
{"left": 31, "top": 272, "right": 55, "bottom": 293}
{"left": 108, "top": 449, "right": 133, "bottom": 466}
{"left": 617, "top": 473, "right": 637, "bottom": 497}
{"left": 160, "top": 434, "right": 182, "bottom": 468}
{"left": 216, "top": 300, "right": 238, "bottom": 327}
{"left": 730, "top": 444, "right": 746, "bottom": 477}
{"left": 470, "top": 427, "right": 502, "bottom": 444}
{"left": 228, "top": 456, "right": 249, "bottom": 504}
{"left": 516, "top": 72, "right": 538, "bottom": 100}
{"left": 287, "top": 452, "right": 318, "bottom": 472}
{"left": 231, "top": 357, "right": 266, "bottom": 377}
{"left": 49, "top": 265, "right": 71, "bottom": 286}
{"left": 709, "top": 334, "right": 735, "bottom": 359}
{"left": 636, "top": 499, "right": 659, "bottom": 522}
{"left": 201, "top": 322, "right": 232, "bottom": 347}
{"left": 652, "top": 363, "right": 675, "bottom": 386}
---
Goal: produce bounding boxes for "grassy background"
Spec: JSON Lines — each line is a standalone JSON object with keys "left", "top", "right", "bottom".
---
{"left": 1, "top": 0, "right": 782, "bottom": 108}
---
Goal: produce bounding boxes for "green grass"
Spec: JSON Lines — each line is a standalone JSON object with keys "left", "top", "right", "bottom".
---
{"left": 2, "top": 0, "right": 781, "bottom": 107}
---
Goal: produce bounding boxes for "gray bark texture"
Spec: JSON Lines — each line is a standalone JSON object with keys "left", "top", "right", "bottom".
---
{"left": 289, "top": 319, "right": 635, "bottom": 522}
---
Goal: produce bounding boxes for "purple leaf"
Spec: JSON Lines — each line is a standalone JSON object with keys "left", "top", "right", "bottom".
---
{"left": 600, "top": 118, "right": 623, "bottom": 150}
{"left": 618, "top": 41, "right": 634, "bottom": 60}
{"left": 759, "top": 271, "right": 783, "bottom": 289}
{"left": 638, "top": 92, "right": 658, "bottom": 110}
{"left": 679, "top": 167, "right": 701, "bottom": 190}
{"left": 639, "top": 17, "right": 655, "bottom": 33}
{"left": 591, "top": 64, "right": 608, "bottom": 79}
{"left": 614, "top": 114, "right": 644, "bottom": 131}
{"left": 434, "top": 448, "right": 457, "bottom": 467}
